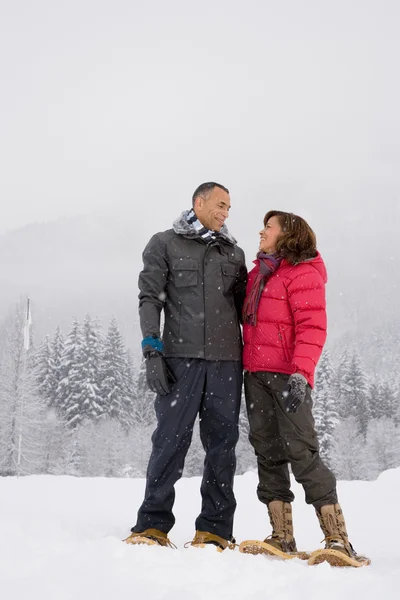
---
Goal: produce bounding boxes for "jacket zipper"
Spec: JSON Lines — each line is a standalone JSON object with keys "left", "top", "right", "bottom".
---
{"left": 278, "top": 325, "right": 291, "bottom": 363}
{"left": 203, "top": 246, "right": 208, "bottom": 358}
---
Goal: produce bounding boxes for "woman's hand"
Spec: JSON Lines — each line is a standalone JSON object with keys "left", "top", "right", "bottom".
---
{"left": 282, "top": 373, "right": 308, "bottom": 413}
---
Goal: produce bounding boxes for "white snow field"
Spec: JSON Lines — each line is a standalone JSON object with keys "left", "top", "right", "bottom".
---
{"left": 1, "top": 469, "right": 399, "bottom": 600}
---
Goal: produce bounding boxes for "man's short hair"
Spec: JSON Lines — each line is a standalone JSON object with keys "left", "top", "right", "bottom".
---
{"left": 192, "top": 182, "right": 229, "bottom": 206}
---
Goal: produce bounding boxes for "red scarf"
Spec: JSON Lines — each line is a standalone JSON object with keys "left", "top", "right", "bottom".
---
{"left": 243, "top": 253, "right": 282, "bottom": 326}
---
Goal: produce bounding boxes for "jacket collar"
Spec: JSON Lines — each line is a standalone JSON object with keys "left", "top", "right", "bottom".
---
{"left": 172, "top": 210, "right": 237, "bottom": 245}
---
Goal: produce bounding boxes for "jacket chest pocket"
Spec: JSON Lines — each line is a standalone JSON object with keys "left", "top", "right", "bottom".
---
{"left": 221, "top": 263, "right": 238, "bottom": 294}
{"left": 172, "top": 258, "right": 199, "bottom": 287}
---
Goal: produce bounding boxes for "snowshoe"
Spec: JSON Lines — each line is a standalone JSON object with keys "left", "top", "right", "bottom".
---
{"left": 185, "top": 530, "right": 237, "bottom": 552}
{"left": 239, "top": 538, "right": 310, "bottom": 560}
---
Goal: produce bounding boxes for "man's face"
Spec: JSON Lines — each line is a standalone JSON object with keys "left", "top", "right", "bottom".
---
{"left": 194, "top": 187, "right": 231, "bottom": 232}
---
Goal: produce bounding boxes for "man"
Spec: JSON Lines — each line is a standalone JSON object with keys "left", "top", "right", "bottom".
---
{"left": 125, "top": 182, "right": 247, "bottom": 550}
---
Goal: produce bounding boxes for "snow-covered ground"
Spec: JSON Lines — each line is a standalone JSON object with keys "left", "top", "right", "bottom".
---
{"left": 1, "top": 470, "right": 399, "bottom": 600}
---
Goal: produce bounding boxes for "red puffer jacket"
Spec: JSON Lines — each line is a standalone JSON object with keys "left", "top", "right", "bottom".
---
{"left": 243, "top": 252, "right": 327, "bottom": 387}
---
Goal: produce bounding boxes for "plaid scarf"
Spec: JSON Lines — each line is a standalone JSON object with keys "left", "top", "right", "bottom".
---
{"left": 243, "top": 252, "right": 282, "bottom": 326}
{"left": 186, "top": 209, "right": 218, "bottom": 244}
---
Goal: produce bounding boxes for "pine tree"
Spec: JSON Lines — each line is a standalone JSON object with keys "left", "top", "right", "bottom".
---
{"left": 363, "top": 418, "right": 400, "bottom": 478}
{"left": 130, "top": 357, "right": 156, "bottom": 476}
{"left": 32, "top": 326, "right": 68, "bottom": 474}
{"left": 395, "top": 389, "right": 400, "bottom": 427}
{"left": 35, "top": 326, "right": 66, "bottom": 410}
{"left": 367, "top": 380, "right": 384, "bottom": 420}
{"left": 63, "top": 428, "right": 83, "bottom": 475}
{"left": 380, "top": 381, "right": 398, "bottom": 421}
{"left": 330, "top": 416, "right": 365, "bottom": 480}
{"left": 35, "top": 335, "right": 54, "bottom": 403}
{"left": 50, "top": 326, "right": 65, "bottom": 406}
{"left": 132, "top": 357, "right": 156, "bottom": 428}
{"left": 98, "top": 419, "right": 132, "bottom": 477}
{"left": 40, "top": 408, "right": 71, "bottom": 475}
{"left": 124, "top": 350, "right": 137, "bottom": 425}
{"left": 15, "top": 348, "right": 48, "bottom": 475}
{"left": 313, "top": 350, "right": 339, "bottom": 467}
{"left": 56, "top": 318, "right": 85, "bottom": 428}
{"left": 101, "top": 317, "right": 133, "bottom": 429}
{"left": 236, "top": 390, "right": 256, "bottom": 474}
{"left": 0, "top": 299, "right": 46, "bottom": 476}
{"left": 80, "top": 315, "right": 105, "bottom": 420}
{"left": 338, "top": 351, "right": 370, "bottom": 435}
{"left": 334, "top": 346, "right": 351, "bottom": 419}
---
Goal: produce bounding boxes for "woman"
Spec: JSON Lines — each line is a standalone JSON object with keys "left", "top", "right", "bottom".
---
{"left": 239, "top": 210, "right": 369, "bottom": 568}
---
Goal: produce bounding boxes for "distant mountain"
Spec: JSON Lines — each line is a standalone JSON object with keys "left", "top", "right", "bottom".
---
{"left": 0, "top": 213, "right": 148, "bottom": 351}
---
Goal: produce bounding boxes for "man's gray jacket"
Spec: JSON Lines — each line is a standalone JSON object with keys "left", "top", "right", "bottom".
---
{"left": 138, "top": 211, "right": 247, "bottom": 361}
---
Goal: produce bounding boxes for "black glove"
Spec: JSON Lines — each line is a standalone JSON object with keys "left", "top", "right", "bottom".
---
{"left": 144, "top": 350, "right": 176, "bottom": 396}
{"left": 282, "top": 373, "right": 308, "bottom": 413}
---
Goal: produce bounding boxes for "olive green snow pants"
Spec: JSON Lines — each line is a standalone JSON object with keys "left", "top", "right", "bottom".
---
{"left": 244, "top": 371, "right": 338, "bottom": 510}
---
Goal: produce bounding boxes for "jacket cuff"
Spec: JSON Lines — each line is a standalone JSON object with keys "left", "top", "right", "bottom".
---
{"left": 141, "top": 336, "right": 164, "bottom": 353}
{"left": 291, "top": 368, "right": 310, "bottom": 385}
{"left": 291, "top": 372, "right": 308, "bottom": 383}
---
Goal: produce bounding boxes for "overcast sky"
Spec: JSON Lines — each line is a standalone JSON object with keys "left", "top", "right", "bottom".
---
{"left": 1, "top": 0, "right": 399, "bottom": 239}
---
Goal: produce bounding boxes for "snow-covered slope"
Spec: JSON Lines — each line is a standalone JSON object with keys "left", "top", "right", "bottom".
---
{"left": 1, "top": 470, "right": 399, "bottom": 600}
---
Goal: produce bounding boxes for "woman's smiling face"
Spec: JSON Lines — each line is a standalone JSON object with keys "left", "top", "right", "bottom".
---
{"left": 259, "top": 215, "right": 283, "bottom": 254}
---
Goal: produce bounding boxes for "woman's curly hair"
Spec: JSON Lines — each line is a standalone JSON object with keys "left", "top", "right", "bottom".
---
{"left": 264, "top": 210, "right": 317, "bottom": 264}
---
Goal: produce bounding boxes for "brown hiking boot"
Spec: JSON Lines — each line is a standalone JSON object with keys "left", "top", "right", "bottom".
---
{"left": 265, "top": 500, "right": 298, "bottom": 553}
{"left": 239, "top": 501, "right": 309, "bottom": 559}
{"left": 308, "top": 504, "right": 370, "bottom": 567}
{"left": 185, "top": 530, "right": 237, "bottom": 551}
{"left": 124, "top": 528, "right": 176, "bottom": 548}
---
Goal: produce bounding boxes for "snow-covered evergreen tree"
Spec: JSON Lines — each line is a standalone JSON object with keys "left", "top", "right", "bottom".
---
{"left": 15, "top": 350, "right": 48, "bottom": 475}
{"left": 313, "top": 350, "right": 339, "bottom": 467}
{"left": 80, "top": 314, "right": 105, "bottom": 420}
{"left": 132, "top": 357, "right": 156, "bottom": 429}
{"left": 130, "top": 357, "right": 156, "bottom": 475}
{"left": 367, "top": 380, "right": 384, "bottom": 420}
{"left": 50, "top": 326, "right": 65, "bottom": 406}
{"left": 35, "top": 335, "right": 56, "bottom": 404}
{"left": 0, "top": 299, "right": 46, "bottom": 476}
{"left": 395, "top": 389, "right": 400, "bottom": 427}
{"left": 236, "top": 391, "right": 256, "bottom": 475}
{"left": 33, "top": 325, "right": 72, "bottom": 474}
{"left": 334, "top": 346, "right": 351, "bottom": 419}
{"left": 338, "top": 351, "right": 370, "bottom": 435}
{"left": 330, "top": 416, "right": 365, "bottom": 480}
{"left": 361, "top": 418, "right": 400, "bottom": 479}
{"left": 101, "top": 317, "right": 133, "bottom": 429}
{"left": 55, "top": 318, "right": 85, "bottom": 428}
{"left": 40, "top": 408, "right": 71, "bottom": 475}
{"left": 371, "top": 418, "right": 400, "bottom": 474}
{"left": 63, "top": 428, "right": 83, "bottom": 476}
{"left": 379, "top": 381, "right": 398, "bottom": 421}
{"left": 123, "top": 349, "right": 137, "bottom": 427}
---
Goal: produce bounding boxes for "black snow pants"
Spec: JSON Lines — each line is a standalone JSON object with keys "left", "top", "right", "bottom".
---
{"left": 244, "top": 371, "right": 337, "bottom": 510}
{"left": 132, "top": 358, "right": 242, "bottom": 539}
